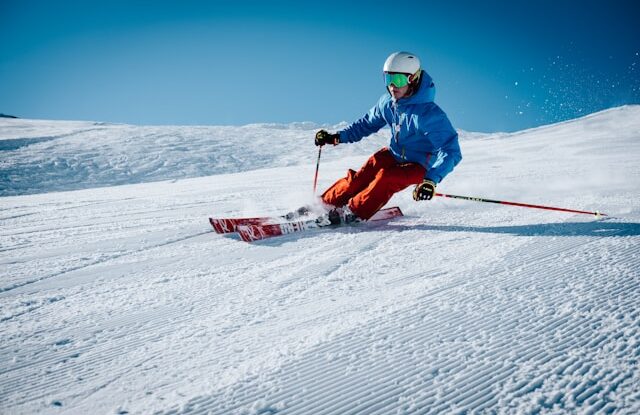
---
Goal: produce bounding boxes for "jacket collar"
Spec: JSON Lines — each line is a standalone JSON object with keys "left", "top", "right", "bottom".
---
{"left": 392, "top": 70, "right": 435, "bottom": 105}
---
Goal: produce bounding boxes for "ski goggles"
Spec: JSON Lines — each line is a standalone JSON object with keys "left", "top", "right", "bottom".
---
{"left": 384, "top": 72, "right": 412, "bottom": 88}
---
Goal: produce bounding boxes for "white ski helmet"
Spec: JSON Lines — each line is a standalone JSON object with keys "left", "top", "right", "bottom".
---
{"left": 383, "top": 51, "right": 421, "bottom": 75}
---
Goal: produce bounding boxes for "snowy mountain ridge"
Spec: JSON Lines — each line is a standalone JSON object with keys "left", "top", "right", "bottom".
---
{"left": 1, "top": 106, "right": 639, "bottom": 414}
{"left": 2, "top": 105, "right": 638, "bottom": 197}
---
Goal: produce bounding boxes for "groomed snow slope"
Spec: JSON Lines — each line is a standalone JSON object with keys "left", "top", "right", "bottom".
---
{"left": 1, "top": 106, "right": 640, "bottom": 414}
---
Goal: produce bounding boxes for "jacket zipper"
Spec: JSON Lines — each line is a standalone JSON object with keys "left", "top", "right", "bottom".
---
{"left": 392, "top": 102, "right": 406, "bottom": 160}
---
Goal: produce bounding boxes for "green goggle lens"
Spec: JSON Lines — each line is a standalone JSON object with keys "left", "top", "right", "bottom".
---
{"left": 384, "top": 72, "right": 411, "bottom": 88}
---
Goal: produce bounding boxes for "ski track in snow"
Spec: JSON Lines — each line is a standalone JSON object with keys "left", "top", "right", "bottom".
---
{"left": 1, "top": 107, "right": 640, "bottom": 414}
{"left": 171, "top": 229, "right": 639, "bottom": 415}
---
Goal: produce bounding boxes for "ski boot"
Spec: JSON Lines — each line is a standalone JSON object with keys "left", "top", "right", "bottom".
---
{"left": 315, "top": 206, "right": 362, "bottom": 227}
{"left": 283, "top": 205, "right": 312, "bottom": 221}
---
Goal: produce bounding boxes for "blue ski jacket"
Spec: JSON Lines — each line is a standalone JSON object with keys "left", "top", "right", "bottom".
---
{"left": 338, "top": 71, "right": 462, "bottom": 184}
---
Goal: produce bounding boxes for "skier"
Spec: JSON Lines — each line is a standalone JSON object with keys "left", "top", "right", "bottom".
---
{"left": 314, "top": 51, "right": 462, "bottom": 225}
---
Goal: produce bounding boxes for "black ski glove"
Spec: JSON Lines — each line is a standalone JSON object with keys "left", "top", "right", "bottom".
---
{"left": 413, "top": 179, "right": 437, "bottom": 201}
{"left": 315, "top": 130, "right": 340, "bottom": 146}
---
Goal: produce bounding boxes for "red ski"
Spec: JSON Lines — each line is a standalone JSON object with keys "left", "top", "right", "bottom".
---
{"left": 209, "top": 207, "right": 314, "bottom": 234}
{"left": 237, "top": 207, "right": 403, "bottom": 242}
{"left": 209, "top": 216, "right": 273, "bottom": 234}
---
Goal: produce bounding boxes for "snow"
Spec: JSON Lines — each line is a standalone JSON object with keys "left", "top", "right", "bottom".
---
{"left": 1, "top": 106, "right": 640, "bottom": 414}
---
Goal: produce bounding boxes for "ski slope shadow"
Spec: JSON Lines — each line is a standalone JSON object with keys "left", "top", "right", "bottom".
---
{"left": 0, "top": 136, "right": 60, "bottom": 151}
{"left": 0, "top": 128, "right": 106, "bottom": 152}
{"left": 400, "top": 220, "right": 640, "bottom": 238}
{"left": 233, "top": 220, "right": 640, "bottom": 246}
{"left": 230, "top": 220, "right": 403, "bottom": 246}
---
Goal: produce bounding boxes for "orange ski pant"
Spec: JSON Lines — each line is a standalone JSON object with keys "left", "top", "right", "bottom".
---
{"left": 321, "top": 147, "right": 426, "bottom": 220}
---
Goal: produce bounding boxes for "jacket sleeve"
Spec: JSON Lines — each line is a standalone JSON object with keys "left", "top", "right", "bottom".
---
{"left": 425, "top": 132, "right": 462, "bottom": 184}
{"left": 338, "top": 97, "right": 388, "bottom": 143}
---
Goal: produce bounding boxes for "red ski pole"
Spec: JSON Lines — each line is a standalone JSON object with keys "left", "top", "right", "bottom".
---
{"left": 435, "top": 193, "right": 607, "bottom": 217}
{"left": 312, "top": 146, "right": 322, "bottom": 195}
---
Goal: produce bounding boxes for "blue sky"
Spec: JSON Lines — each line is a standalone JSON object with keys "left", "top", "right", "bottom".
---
{"left": 1, "top": 0, "right": 639, "bottom": 132}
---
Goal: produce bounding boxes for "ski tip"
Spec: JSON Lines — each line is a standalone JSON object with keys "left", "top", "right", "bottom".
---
{"left": 209, "top": 218, "right": 229, "bottom": 234}
{"left": 209, "top": 217, "right": 220, "bottom": 233}
{"left": 369, "top": 206, "right": 404, "bottom": 221}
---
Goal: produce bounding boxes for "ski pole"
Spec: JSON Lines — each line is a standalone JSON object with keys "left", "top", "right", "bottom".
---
{"left": 435, "top": 193, "right": 607, "bottom": 217}
{"left": 312, "top": 146, "right": 322, "bottom": 195}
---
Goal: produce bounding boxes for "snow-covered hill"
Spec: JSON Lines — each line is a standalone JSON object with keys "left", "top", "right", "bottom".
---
{"left": 1, "top": 106, "right": 640, "bottom": 414}
{"left": 0, "top": 118, "right": 376, "bottom": 196}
